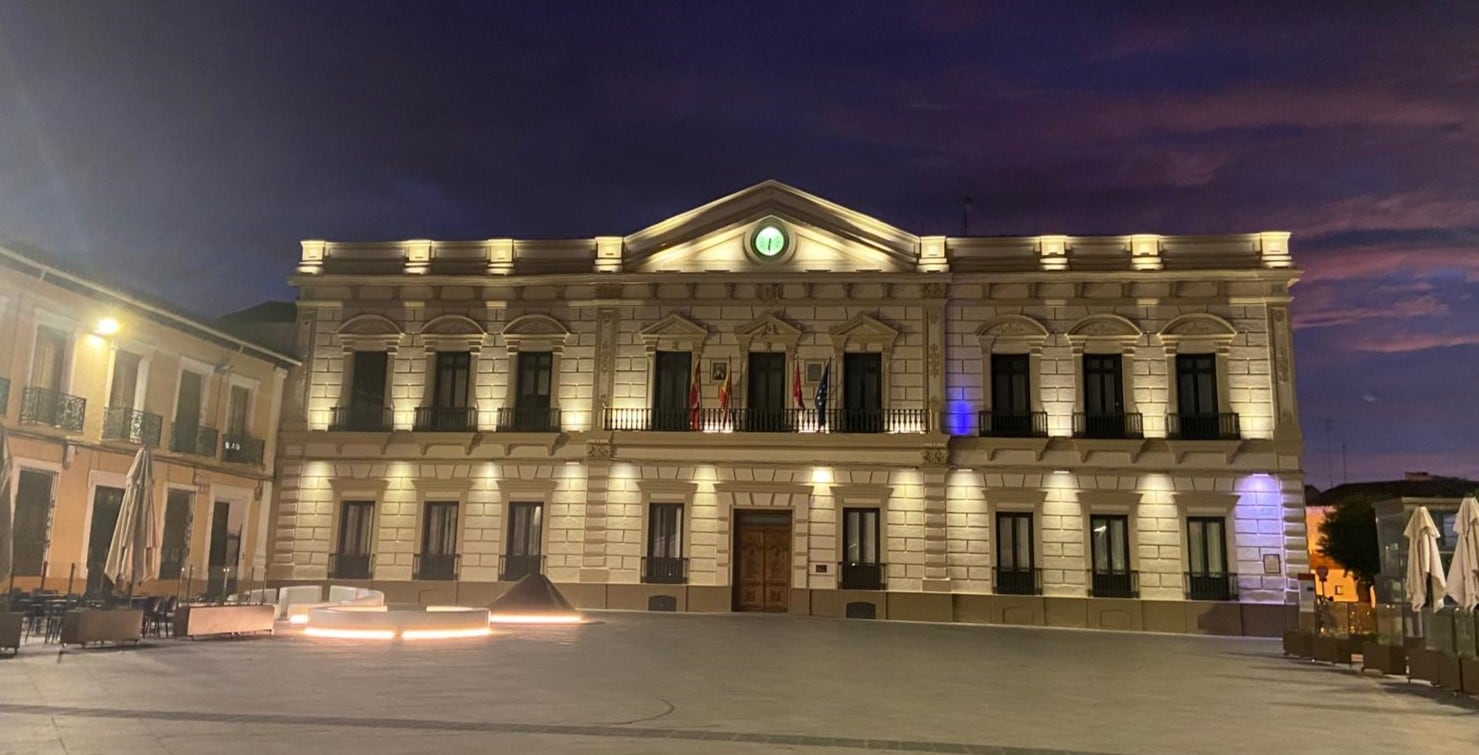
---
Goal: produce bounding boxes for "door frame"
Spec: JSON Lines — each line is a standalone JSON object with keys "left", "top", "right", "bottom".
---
{"left": 730, "top": 508, "right": 794, "bottom": 612}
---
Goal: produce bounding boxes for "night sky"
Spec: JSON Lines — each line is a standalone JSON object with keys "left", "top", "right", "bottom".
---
{"left": 2, "top": 2, "right": 1477, "bottom": 483}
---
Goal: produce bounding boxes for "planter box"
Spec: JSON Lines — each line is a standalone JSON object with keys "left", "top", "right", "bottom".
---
{"left": 60, "top": 609, "right": 143, "bottom": 648}
{"left": 1462, "top": 658, "right": 1478, "bottom": 696}
{"left": 1436, "top": 652, "right": 1464, "bottom": 691}
{"left": 1282, "top": 630, "right": 1314, "bottom": 657}
{"left": 0, "top": 613, "right": 22, "bottom": 654}
{"left": 1361, "top": 642, "right": 1407, "bottom": 676}
{"left": 174, "top": 604, "right": 275, "bottom": 639}
{"left": 1408, "top": 647, "right": 1443, "bottom": 685}
{"left": 1312, "top": 635, "right": 1356, "bottom": 664}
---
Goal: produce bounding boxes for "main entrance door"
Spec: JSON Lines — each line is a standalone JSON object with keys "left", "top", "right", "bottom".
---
{"left": 732, "top": 510, "right": 792, "bottom": 612}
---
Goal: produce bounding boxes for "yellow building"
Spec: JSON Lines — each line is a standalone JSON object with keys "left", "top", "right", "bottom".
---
{"left": 1, "top": 245, "right": 296, "bottom": 598}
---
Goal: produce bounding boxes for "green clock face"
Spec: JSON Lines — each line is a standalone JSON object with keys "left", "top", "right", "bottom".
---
{"left": 752, "top": 224, "right": 787, "bottom": 257}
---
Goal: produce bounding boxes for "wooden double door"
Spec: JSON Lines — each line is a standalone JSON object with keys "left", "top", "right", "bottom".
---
{"left": 732, "top": 511, "right": 792, "bottom": 612}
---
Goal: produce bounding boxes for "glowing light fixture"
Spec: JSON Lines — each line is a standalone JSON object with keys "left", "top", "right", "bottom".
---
{"left": 95, "top": 317, "right": 121, "bottom": 336}
{"left": 403, "top": 627, "right": 494, "bottom": 640}
{"left": 487, "top": 613, "right": 584, "bottom": 625}
{"left": 303, "top": 627, "right": 396, "bottom": 640}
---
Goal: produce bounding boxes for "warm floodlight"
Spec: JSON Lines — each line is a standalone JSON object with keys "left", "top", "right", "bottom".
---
{"left": 95, "top": 317, "right": 121, "bottom": 336}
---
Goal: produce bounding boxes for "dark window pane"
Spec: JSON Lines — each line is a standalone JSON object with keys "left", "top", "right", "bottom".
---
{"left": 647, "top": 503, "right": 683, "bottom": 558}
{"left": 159, "top": 490, "right": 193, "bottom": 579}
{"left": 13, "top": 469, "right": 55, "bottom": 576}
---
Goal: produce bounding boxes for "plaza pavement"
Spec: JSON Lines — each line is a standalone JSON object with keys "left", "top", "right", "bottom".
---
{"left": 0, "top": 612, "right": 1474, "bottom": 754}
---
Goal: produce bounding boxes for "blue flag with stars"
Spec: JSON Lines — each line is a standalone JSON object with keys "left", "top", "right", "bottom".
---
{"left": 815, "top": 359, "right": 831, "bottom": 429}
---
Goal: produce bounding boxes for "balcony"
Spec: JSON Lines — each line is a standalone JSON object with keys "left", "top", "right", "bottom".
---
{"left": 602, "top": 407, "right": 928, "bottom": 434}
{"left": 19, "top": 386, "right": 86, "bottom": 432}
{"left": 329, "top": 552, "right": 374, "bottom": 580}
{"left": 641, "top": 556, "right": 688, "bottom": 584}
{"left": 500, "top": 554, "right": 544, "bottom": 581}
{"left": 222, "top": 433, "right": 265, "bottom": 465}
{"left": 1186, "top": 572, "right": 1239, "bottom": 601}
{"left": 414, "top": 553, "right": 459, "bottom": 581}
{"left": 414, "top": 405, "right": 476, "bottom": 432}
{"left": 494, "top": 407, "right": 562, "bottom": 433}
{"left": 978, "top": 410, "right": 1048, "bottom": 438}
{"left": 0, "top": 375, "right": 9, "bottom": 415}
{"left": 993, "top": 567, "right": 1042, "bottom": 596}
{"left": 102, "top": 406, "right": 164, "bottom": 447}
{"left": 330, "top": 405, "right": 392, "bottom": 432}
{"left": 839, "top": 561, "right": 885, "bottom": 590}
{"left": 1167, "top": 412, "right": 1240, "bottom": 440}
{"left": 1088, "top": 569, "right": 1139, "bottom": 599}
{"left": 1072, "top": 412, "right": 1144, "bottom": 439}
{"left": 605, "top": 408, "right": 704, "bottom": 431}
{"left": 171, "top": 422, "right": 219, "bottom": 457}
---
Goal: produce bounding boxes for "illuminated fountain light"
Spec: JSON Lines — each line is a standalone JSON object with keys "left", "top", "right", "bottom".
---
{"left": 487, "top": 574, "right": 586, "bottom": 625}
{"left": 301, "top": 604, "right": 492, "bottom": 640}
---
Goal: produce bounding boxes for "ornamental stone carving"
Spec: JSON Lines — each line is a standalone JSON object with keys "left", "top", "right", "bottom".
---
{"left": 922, "top": 282, "right": 948, "bottom": 299}
{"left": 337, "top": 313, "right": 403, "bottom": 336}
{"left": 587, "top": 442, "right": 614, "bottom": 459}
{"left": 922, "top": 447, "right": 949, "bottom": 465}
{"left": 594, "top": 283, "right": 623, "bottom": 300}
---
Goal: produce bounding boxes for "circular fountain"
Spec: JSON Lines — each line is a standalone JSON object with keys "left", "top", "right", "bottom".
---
{"left": 302, "top": 604, "right": 491, "bottom": 640}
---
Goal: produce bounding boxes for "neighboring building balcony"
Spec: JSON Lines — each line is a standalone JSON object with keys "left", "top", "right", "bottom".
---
{"left": 641, "top": 556, "right": 688, "bottom": 584}
{"left": 329, "top": 552, "right": 374, "bottom": 580}
{"left": 494, "top": 406, "right": 562, "bottom": 433}
{"left": 1186, "top": 572, "right": 1239, "bottom": 601}
{"left": 414, "top": 405, "right": 477, "bottom": 432}
{"left": 1167, "top": 412, "right": 1241, "bottom": 441}
{"left": 0, "top": 375, "right": 9, "bottom": 416}
{"left": 18, "top": 386, "right": 86, "bottom": 433}
{"left": 499, "top": 554, "right": 544, "bottom": 581}
{"left": 993, "top": 567, "right": 1042, "bottom": 596}
{"left": 977, "top": 410, "right": 1048, "bottom": 438}
{"left": 1088, "top": 569, "right": 1139, "bottom": 599}
{"left": 414, "top": 553, "right": 459, "bottom": 581}
{"left": 839, "top": 561, "right": 885, "bottom": 590}
{"left": 330, "top": 405, "right": 392, "bottom": 432}
{"left": 1072, "top": 412, "right": 1144, "bottom": 440}
{"left": 171, "top": 422, "right": 219, "bottom": 458}
{"left": 222, "top": 433, "right": 265, "bottom": 465}
{"left": 102, "top": 406, "right": 164, "bottom": 447}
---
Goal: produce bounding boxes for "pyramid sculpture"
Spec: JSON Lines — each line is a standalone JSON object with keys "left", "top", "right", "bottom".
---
{"left": 487, "top": 573, "right": 580, "bottom": 619}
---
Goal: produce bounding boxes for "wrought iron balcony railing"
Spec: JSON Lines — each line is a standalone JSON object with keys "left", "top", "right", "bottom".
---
{"left": 414, "top": 553, "right": 459, "bottom": 581}
{"left": 602, "top": 407, "right": 928, "bottom": 434}
{"left": 171, "top": 422, "right": 219, "bottom": 457}
{"left": 993, "top": 566, "right": 1043, "bottom": 596}
{"left": 329, "top": 552, "right": 374, "bottom": 580}
{"left": 1186, "top": 572, "right": 1239, "bottom": 601}
{"left": 102, "top": 406, "right": 164, "bottom": 447}
{"left": 977, "top": 410, "right": 1048, "bottom": 438}
{"left": 839, "top": 561, "right": 885, "bottom": 590}
{"left": 641, "top": 556, "right": 689, "bottom": 584}
{"left": 499, "top": 554, "right": 545, "bottom": 581}
{"left": 222, "top": 433, "right": 265, "bottom": 465}
{"left": 19, "top": 386, "right": 86, "bottom": 432}
{"left": 330, "top": 405, "right": 393, "bottom": 432}
{"left": 1072, "top": 412, "right": 1144, "bottom": 439}
{"left": 494, "top": 406, "right": 562, "bottom": 433}
{"left": 414, "top": 405, "right": 477, "bottom": 432}
{"left": 1088, "top": 569, "right": 1139, "bottom": 599}
{"left": 1167, "top": 412, "right": 1241, "bottom": 440}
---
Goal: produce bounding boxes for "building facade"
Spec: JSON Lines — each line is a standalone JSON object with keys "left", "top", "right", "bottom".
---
{"left": 273, "top": 181, "right": 1306, "bottom": 635}
{"left": 0, "top": 245, "right": 296, "bottom": 597}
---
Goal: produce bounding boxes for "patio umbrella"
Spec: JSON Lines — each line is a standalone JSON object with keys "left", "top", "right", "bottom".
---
{"left": 1444, "top": 496, "right": 1479, "bottom": 610}
{"left": 1403, "top": 506, "right": 1447, "bottom": 611}
{"left": 0, "top": 423, "right": 14, "bottom": 586}
{"left": 104, "top": 447, "right": 160, "bottom": 594}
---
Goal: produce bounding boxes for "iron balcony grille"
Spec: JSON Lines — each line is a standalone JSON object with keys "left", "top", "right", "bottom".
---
{"left": 414, "top": 553, "right": 459, "bottom": 581}
{"left": 1167, "top": 413, "right": 1241, "bottom": 440}
{"left": 171, "top": 422, "right": 219, "bottom": 457}
{"left": 414, "top": 405, "right": 477, "bottom": 432}
{"left": 993, "top": 567, "right": 1043, "bottom": 596}
{"left": 329, "top": 552, "right": 374, "bottom": 580}
{"left": 102, "top": 406, "right": 164, "bottom": 447}
{"left": 1186, "top": 572, "right": 1239, "bottom": 601}
{"left": 603, "top": 407, "right": 928, "bottom": 433}
{"left": 1088, "top": 569, "right": 1139, "bottom": 599}
{"left": 19, "top": 386, "right": 86, "bottom": 432}
{"left": 499, "top": 554, "right": 545, "bottom": 581}
{"left": 330, "top": 405, "right": 392, "bottom": 432}
{"left": 839, "top": 561, "right": 885, "bottom": 590}
{"left": 494, "top": 407, "right": 562, "bottom": 433}
{"left": 1072, "top": 412, "right": 1144, "bottom": 439}
{"left": 604, "top": 408, "right": 705, "bottom": 431}
{"left": 641, "top": 556, "right": 689, "bottom": 584}
{"left": 978, "top": 410, "right": 1048, "bottom": 438}
{"left": 222, "top": 434, "right": 265, "bottom": 465}
{"left": 0, "top": 375, "right": 9, "bottom": 416}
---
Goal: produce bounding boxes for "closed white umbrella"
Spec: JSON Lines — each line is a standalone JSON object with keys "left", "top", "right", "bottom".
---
{"left": 104, "top": 447, "right": 160, "bottom": 592}
{"left": 1444, "top": 496, "right": 1479, "bottom": 610}
{"left": 1404, "top": 506, "right": 1447, "bottom": 611}
{"left": 0, "top": 423, "right": 14, "bottom": 585}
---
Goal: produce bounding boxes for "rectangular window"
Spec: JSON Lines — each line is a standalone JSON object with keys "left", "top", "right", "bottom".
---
{"left": 350, "top": 350, "right": 389, "bottom": 411}
{"left": 226, "top": 385, "right": 251, "bottom": 436}
{"left": 172, "top": 369, "right": 206, "bottom": 453}
{"left": 515, "top": 351, "right": 553, "bottom": 409}
{"left": 994, "top": 511, "right": 1037, "bottom": 595}
{"left": 207, "top": 500, "right": 243, "bottom": 597}
{"left": 841, "top": 353, "right": 883, "bottom": 433}
{"left": 644, "top": 503, "right": 685, "bottom": 583}
{"left": 1186, "top": 516, "right": 1233, "bottom": 601}
{"left": 433, "top": 351, "right": 471, "bottom": 408}
{"left": 30, "top": 326, "right": 68, "bottom": 392}
{"left": 159, "top": 490, "right": 192, "bottom": 579}
{"left": 12, "top": 469, "right": 55, "bottom": 576}
{"left": 503, "top": 502, "right": 544, "bottom": 580}
{"left": 841, "top": 507, "right": 882, "bottom": 589}
{"left": 1174, "top": 354, "right": 1224, "bottom": 439}
{"left": 1082, "top": 354, "right": 1124, "bottom": 417}
{"left": 989, "top": 353, "right": 1035, "bottom": 435}
{"left": 651, "top": 351, "right": 692, "bottom": 431}
{"left": 745, "top": 351, "right": 787, "bottom": 431}
{"left": 417, "top": 501, "right": 459, "bottom": 580}
{"left": 86, "top": 486, "right": 126, "bottom": 594}
{"left": 332, "top": 501, "right": 375, "bottom": 580}
{"left": 1089, "top": 514, "right": 1135, "bottom": 598}
{"left": 109, "top": 350, "right": 143, "bottom": 409}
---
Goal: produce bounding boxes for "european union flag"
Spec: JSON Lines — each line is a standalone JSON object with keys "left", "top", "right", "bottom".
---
{"left": 815, "top": 359, "right": 831, "bottom": 429}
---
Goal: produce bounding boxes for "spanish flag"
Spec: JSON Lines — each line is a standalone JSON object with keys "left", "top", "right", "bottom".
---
{"left": 718, "top": 361, "right": 732, "bottom": 415}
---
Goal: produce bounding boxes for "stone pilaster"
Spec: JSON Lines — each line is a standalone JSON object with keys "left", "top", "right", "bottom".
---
{"left": 921, "top": 448, "right": 951, "bottom": 591}
{"left": 581, "top": 447, "right": 613, "bottom": 581}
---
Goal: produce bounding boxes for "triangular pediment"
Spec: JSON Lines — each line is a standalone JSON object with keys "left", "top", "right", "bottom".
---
{"left": 639, "top": 312, "right": 709, "bottom": 341}
{"left": 735, "top": 311, "right": 803, "bottom": 339}
{"left": 830, "top": 313, "right": 899, "bottom": 342}
{"left": 622, "top": 180, "right": 921, "bottom": 273}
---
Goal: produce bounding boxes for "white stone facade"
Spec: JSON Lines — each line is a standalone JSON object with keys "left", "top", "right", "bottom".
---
{"left": 271, "top": 181, "right": 1306, "bottom": 633}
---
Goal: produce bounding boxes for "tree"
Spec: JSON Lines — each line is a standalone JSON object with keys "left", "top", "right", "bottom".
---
{"left": 1318, "top": 499, "right": 1380, "bottom": 594}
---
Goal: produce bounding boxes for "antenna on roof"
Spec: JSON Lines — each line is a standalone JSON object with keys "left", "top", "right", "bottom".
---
{"left": 961, "top": 196, "right": 974, "bottom": 236}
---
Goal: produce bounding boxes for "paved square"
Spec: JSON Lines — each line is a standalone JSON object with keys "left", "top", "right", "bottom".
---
{"left": 1, "top": 613, "right": 1474, "bottom": 754}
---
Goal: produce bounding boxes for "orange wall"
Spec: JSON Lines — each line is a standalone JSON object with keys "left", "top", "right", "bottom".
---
{"left": 1304, "top": 507, "right": 1369, "bottom": 603}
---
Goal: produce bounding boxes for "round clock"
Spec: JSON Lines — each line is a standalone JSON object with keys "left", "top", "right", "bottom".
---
{"left": 752, "top": 224, "right": 788, "bottom": 257}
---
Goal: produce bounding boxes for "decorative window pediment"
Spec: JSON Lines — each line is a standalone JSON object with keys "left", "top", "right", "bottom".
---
{"left": 639, "top": 312, "right": 709, "bottom": 353}
{"left": 735, "top": 311, "right": 802, "bottom": 352}
{"left": 420, "top": 313, "right": 487, "bottom": 352}
{"left": 976, "top": 315, "right": 1050, "bottom": 354}
{"left": 503, "top": 313, "right": 570, "bottom": 353}
{"left": 828, "top": 313, "right": 899, "bottom": 352}
{"left": 1066, "top": 314, "right": 1142, "bottom": 353}
{"left": 1159, "top": 314, "right": 1237, "bottom": 354}
{"left": 337, "top": 313, "right": 405, "bottom": 352}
